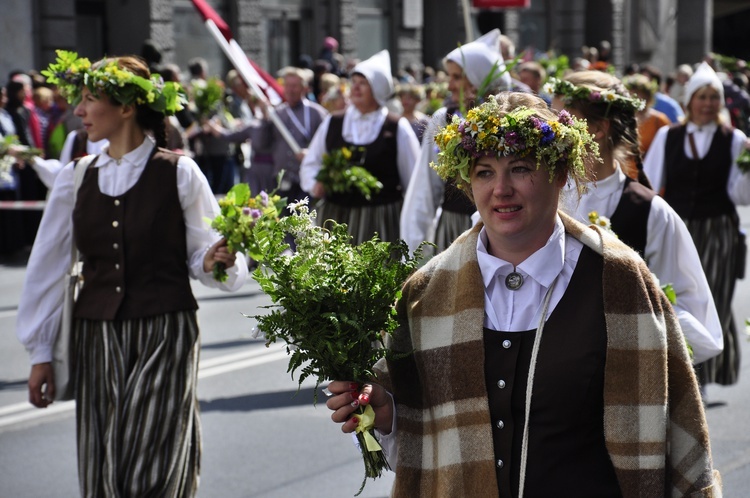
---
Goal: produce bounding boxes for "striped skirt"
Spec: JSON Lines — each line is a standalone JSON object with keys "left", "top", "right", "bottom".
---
{"left": 684, "top": 214, "right": 742, "bottom": 386}
{"left": 434, "top": 210, "right": 473, "bottom": 254}
{"left": 73, "top": 311, "right": 201, "bottom": 498}
{"left": 314, "top": 199, "right": 402, "bottom": 245}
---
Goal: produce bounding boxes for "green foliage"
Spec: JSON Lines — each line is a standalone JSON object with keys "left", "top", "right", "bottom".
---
{"left": 737, "top": 148, "right": 750, "bottom": 174}
{"left": 192, "top": 77, "right": 225, "bottom": 119}
{"left": 537, "top": 53, "right": 570, "bottom": 81}
{"left": 315, "top": 146, "right": 383, "bottom": 200}
{"left": 0, "top": 135, "right": 43, "bottom": 184}
{"left": 249, "top": 199, "right": 427, "bottom": 387}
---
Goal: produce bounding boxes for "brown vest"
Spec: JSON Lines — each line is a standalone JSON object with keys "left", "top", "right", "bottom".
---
{"left": 484, "top": 246, "right": 621, "bottom": 497}
{"left": 73, "top": 148, "right": 198, "bottom": 320}
{"left": 664, "top": 124, "right": 735, "bottom": 219}
{"left": 324, "top": 112, "right": 402, "bottom": 206}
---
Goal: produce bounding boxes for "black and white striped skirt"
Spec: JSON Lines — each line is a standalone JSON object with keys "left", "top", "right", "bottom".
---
{"left": 314, "top": 199, "right": 403, "bottom": 245}
{"left": 73, "top": 310, "right": 201, "bottom": 498}
{"left": 684, "top": 214, "right": 742, "bottom": 386}
{"left": 434, "top": 210, "right": 473, "bottom": 254}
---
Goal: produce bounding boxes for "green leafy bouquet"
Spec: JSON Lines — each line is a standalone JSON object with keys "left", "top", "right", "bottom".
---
{"left": 209, "top": 182, "right": 286, "bottom": 282}
{"left": 191, "top": 76, "right": 225, "bottom": 119}
{"left": 736, "top": 148, "right": 750, "bottom": 174}
{"left": 0, "top": 135, "right": 43, "bottom": 184}
{"left": 247, "top": 198, "right": 426, "bottom": 494}
{"left": 316, "top": 146, "right": 383, "bottom": 200}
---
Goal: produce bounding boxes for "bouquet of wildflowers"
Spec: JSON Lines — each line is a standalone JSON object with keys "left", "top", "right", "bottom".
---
{"left": 209, "top": 182, "right": 286, "bottom": 282}
{"left": 0, "top": 135, "right": 43, "bottom": 184}
{"left": 316, "top": 146, "right": 382, "bottom": 200}
{"left": 247, "top": 198, "right": 426, "bottom": 494}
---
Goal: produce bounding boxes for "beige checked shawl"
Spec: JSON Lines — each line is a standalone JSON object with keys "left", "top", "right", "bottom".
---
{"left": 375, "top": 212, "right": 721, "bottom": 497}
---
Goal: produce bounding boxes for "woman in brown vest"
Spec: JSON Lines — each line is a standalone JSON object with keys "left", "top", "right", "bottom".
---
{"left": 644, "top": 61, "right": 750, "bottom": 388}
{"left": 549, "top": 70, "right": 723, "bottom": 367}
{"left": 325, "top": 93, "right": 719, "bottom": 497}
{"left": 17, "top": 52, "right": 247, "bottom": 497}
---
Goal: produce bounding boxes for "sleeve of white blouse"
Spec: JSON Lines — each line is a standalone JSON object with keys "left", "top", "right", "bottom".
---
{"left": 300, "top": 116, "right": 331, "bottom": 193}
{"left": 30, "top": 157, "right": 65, "bottom": 189}
{"left": 644, "top": 196, "right": 723, "bottom": 363}
{"left": 642, "top": 126, "right": 669, "bottom": 193}
{"left": 728, "top": 128, "right": 750, "bottom": 205}
{"left": 176, "top": 155, "right": 247, "bottom": 292}
{"left": 395, "top": 117, "right": 420, "bottom": 191}
{"left": 16, "top": 162, "right": 77, "bottom": 365}
{"left": 374, "top": 393, "right": 398, "bottom": 469}
{"left": 399, "top": 110, "right": 448, "bottom": 253}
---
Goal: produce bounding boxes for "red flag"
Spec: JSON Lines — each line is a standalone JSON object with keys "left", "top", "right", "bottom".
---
{"left": 190, "top": 0, "right": 285, "bottom": 102}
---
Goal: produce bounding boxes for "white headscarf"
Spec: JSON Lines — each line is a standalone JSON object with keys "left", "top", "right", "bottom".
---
{"left": 684, "top": 61, "right": 724, "bottom": 107}
{"left": 444, "top": 29, "right": 511, "bottom": 93}
{"left": 352, "top": 50, "right": 394, "bottom": 107}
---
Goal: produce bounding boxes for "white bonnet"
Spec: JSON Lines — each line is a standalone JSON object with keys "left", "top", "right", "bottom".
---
{"left": 352, "top": 50, "right": 394, "bottom": 107}
{"left": 444, "top": 29, "right": 511, "bottom": 92}
{"left": 684, "top": 61, "right": 724, "bottom": 107}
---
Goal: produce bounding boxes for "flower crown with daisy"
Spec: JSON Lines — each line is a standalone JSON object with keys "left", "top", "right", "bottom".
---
{"left": 42, "top": 50, "right": 186, "bottom": 115}
{"left": 430, "top": 94, "right": 598, "bottom": 188}
{"left": 543, "top": 77, "right": 645, "bottom": 115}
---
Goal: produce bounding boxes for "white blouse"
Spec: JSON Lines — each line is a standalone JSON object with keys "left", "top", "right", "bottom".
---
{"left": 299, "top": 105, "right": 420, "bottom": 194}
{"left": 643, "top": 121, "right": 750, "bottom": 205}
{"left": 16, "top": 137, "right": 247, "bottom": 365}
{"left": 560, "top": 166, "right": 723, "bottom": 363}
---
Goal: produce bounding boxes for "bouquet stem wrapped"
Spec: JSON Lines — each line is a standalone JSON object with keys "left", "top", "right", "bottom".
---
{"left": 244, "top": 199, "right": 427, "bottom": 495}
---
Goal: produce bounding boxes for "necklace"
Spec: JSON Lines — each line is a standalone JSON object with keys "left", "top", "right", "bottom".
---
{"left": 505, "top": 269, "right": 524, "bottom": 290}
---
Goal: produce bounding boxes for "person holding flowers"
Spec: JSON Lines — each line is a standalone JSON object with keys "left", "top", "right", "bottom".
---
{"left": 326, "top": 92, "right": 720, "bottom": 497}
{"left": 16, "top": 51, "right": 247, "bottom": 498}
{"left": 300, "top": 49, "right": 420, "bottom": 244}
{"left": 548, "top": 70, "right": 723, "bottom": 366}
{"left": 644, "top": 61, "right": 750, "bottom": 388}
{"left": 399, "top": 28, "right": 512, "bottom": 256}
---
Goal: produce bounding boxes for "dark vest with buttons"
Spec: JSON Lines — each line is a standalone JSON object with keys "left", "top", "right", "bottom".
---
{"left": 441, "top": 107, "right": 476, "bottom": 215}
{"left": 483, "top": 246, "right": 621, "bottom": 497}
{"left": 73, "top": 148, "right": 199, "bottom": 320}
{"left": 324, "top": 112, "right": 402, "bottom": 206}
{"left": 663, "top": 124, "right": 736, "bottom": 219}
{"left": 608, "top": 177, "right": 655, "bottom": 257}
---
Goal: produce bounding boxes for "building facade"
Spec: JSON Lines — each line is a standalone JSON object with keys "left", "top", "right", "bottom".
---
{"left": 0, "top": 0, "right": 746, "bottom": 86}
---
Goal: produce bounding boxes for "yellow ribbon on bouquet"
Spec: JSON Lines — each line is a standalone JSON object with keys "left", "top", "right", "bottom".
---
{"left": 355, "top": 404, "right": 382, "bottom": 452}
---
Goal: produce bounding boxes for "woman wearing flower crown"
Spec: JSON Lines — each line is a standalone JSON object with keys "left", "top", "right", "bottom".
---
{"left": 16, "top": 52, "right": 248, "bottom": 497}
{"left": 548, "top": 70, "right": 723, "bottom": 367}
{"left": 299, "top": 50, "right": 420, "bottom": 244}
{"left": 400, "top": 28, "right": 512, "bottom": 256}
{"left": 325, "top": 92, "right": 719, "bottom": 497}
{"left": 643, "top": 61, "right": 750, "bottom": 388}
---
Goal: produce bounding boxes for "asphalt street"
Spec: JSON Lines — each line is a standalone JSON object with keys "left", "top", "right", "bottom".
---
{"left": 1, "top": 207, "right": 748, "bottom": 497}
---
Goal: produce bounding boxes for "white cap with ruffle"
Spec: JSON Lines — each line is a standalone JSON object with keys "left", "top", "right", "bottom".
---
{"left": 684, "top": 61, "right": 724, "bottom": 107}
{"left": 352, "top": 49, "right": 394, "bottom": 107}
{"left": 444, "top": 29, "right": 511, "bottom": 92}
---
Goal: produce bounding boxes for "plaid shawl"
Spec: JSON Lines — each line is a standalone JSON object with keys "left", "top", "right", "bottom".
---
{"left": 375, "top": 212, "right": 721, "bottom": 497}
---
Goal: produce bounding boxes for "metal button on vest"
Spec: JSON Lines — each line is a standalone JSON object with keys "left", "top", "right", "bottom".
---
{"left": 115, "top": 286, "right": 122, "bottom": 293}
{"left": 113, "top": 243, "right": 119, "bottom": 250}
{"left": 496, "top": 459, "right": 504, "bottom": 469}
{"left": 497, "top": 379, "right": 506, "bottom": 389}
{"left": 112, "top": 221, "right": 119, "bottom": 228}
{"left": 496, "top": 420, "right": 504, "bottom": 429}
{"left": 115, "top": 263, "right": 120, "bottom": 270}
{"left": 114, "top": 199, "right": 120, "bottom": 206}
{"left": 502, "top": 340, "right": 511, "bottom": 349}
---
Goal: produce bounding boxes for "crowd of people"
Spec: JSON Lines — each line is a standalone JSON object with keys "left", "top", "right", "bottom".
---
{"left": 6, "top": 31, "right": 750, "bottom": 497}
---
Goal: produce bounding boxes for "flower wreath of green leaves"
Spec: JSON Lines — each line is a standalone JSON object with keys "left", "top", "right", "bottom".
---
{"left": 543, "top": 77, "right": 646, "bottom": 116}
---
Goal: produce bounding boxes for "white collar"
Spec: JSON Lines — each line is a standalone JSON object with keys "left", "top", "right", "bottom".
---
{"left": 97, "top": 136, "right": 155, "bottom": 168}
{"left": 589, "top": 163, "right": 626, "bottom": 199}
{"left": 346, "top": 104, "right": 387, "bottom": 121}
{"left": 477, "top": 215, "right": 567, "bottom": 289}
{"left": 686, "top": 121, "right": 718, "bottom": 134}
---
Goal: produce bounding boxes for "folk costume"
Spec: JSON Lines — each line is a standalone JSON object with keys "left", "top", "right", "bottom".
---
{"left": 300, "top": 50, "right": 420, "bottom": 244}
{"left": 400, "top": 29, "right": 512, "bottom": 255}
{"left": 17, "top": 137, "right": 247, "bottom": 497}
{"left": 560, "top": 164, "right": 723, "bottom": 364}
{"left": 374, "top": 214, "right": 721, "bottom": 497}
{"left": 644, "top": 62, "right": 750, "bottom": 386}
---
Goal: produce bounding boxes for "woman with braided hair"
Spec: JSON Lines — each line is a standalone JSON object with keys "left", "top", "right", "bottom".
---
{"left": 549, "top": 70, "right": 723, "bottom": 366}
{"left": 16, "top": 53, "right": 247, "bottom": 497}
